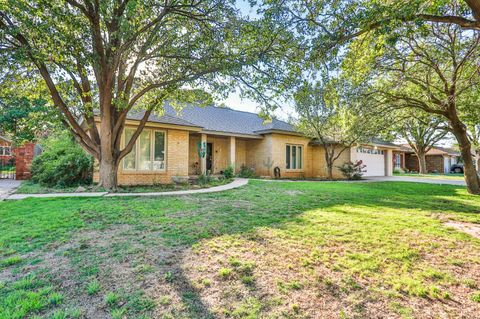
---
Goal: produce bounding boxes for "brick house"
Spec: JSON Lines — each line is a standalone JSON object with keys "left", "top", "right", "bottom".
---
{"left": 91, "top": 104, "right": 396, "bottom": 185}
{"left": 394, "top": 145, "right": 461, "bottom": 173}
{"left": 0, "top": 135, "right": 13, "bottom": 165}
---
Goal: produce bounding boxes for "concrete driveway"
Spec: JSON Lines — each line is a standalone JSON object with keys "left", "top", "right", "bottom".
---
{"left": 364, "top": 176, "right": 466, "bottom": 186}
{"left": 0, "top": 179, "right": 22, "bottom": 200}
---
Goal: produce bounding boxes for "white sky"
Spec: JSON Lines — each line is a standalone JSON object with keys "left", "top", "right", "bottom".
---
{"left": 218, "top": 0, "right": 294, "bottom": 120}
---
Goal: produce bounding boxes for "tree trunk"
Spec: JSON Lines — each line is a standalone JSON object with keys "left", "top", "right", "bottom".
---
{"left": 451, "top": 120, "right": 480, "bottom": 194}
{"left": 99, "top": 157, "right": 119, "bottom": 191}
{"left": 327, "top": 163, "right": 334, "bottom": 180}
{"left": 417, "top": 151, "right": 427, "bottom": 174}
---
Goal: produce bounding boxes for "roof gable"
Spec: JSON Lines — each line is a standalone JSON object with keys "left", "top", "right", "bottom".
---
{"left": 125, "top": 103, "right": 297, "bottom": 136}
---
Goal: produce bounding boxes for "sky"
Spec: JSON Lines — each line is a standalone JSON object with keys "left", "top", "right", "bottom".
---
{"left": 218, "top": 0, "right": 295, "bottom": 121}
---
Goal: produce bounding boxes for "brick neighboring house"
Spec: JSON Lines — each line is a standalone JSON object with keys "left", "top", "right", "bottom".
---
{"left": 0, "top": 135, "right": 13, "bottom": 165}
{"left": 394, "top": 145, "right": 461, "bottom": 173}
{"left": 89, "top": 104, "right": 397, "bottom": 185}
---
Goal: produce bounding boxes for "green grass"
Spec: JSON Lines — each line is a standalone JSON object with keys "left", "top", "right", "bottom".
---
{"left": 1, "top": 180, "right": 480, "bottom": 318}
{"left": 394, "top": 172, "right": 465, "bottom": 180}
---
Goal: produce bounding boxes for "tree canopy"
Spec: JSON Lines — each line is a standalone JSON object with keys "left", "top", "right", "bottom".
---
{"left": 0, "top": 0, "right": 297, "bottom": 189}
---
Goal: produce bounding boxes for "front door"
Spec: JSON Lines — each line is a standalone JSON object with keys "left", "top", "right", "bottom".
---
{"left": 206, "top": 143, "right": 213, "bottom": 172}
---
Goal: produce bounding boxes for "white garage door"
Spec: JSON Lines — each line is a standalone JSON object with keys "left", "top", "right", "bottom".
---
{"left": 356, "top": 148, "right": 385, "bottom": 176}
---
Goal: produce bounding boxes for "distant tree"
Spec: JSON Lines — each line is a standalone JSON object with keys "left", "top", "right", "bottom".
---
{"left": 294, "top": 78, "right": 388, "bottom": 180}
{"left": 0, "top": 1, "right": 292, "bottom": 190}
{"left": 395, "top": 111, "right": 447, "bottom": 174}
{"left": 0, "top": 74, "right": 61, "bottom": 144}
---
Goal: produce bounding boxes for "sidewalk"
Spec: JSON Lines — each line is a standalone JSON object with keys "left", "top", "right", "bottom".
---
{"left": 0, "top": 179, "right": 22, "bottom": 201}
{"left": 5, "top": 178, "right": 249, "bottom": 200}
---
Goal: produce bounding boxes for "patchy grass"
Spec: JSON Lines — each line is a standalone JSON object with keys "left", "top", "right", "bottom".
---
{"left": 395, "top": 172, "right": 465, "bottom": 180}
{"left": 14, "top": 180, "right": 82, "bottom": 194}
{"left": 15, "top": 178, "right": 233, "bottom": 194}
{"left": 1, "top": 181, "right": 480, "bottom": 318}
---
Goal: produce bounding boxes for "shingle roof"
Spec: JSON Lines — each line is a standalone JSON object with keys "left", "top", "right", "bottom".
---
{"left": 400, "top": 144, "right": 461, "bottom": 156}
{"left": 126, "top": 110, "right": 202, "bottom": 128}
{"left": 126, "top": 103, "right": 297, "bottom": 136}
{"left": 368, "top": 138, "right": 399, "bottom": 148}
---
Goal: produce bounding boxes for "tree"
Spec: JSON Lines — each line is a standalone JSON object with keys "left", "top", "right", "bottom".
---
{"left": 0, "top": 74, "right": 61, "bottom": 144}
{"left": 294, "top": 78, "right": 388, "bottom": 179}
{"left": 0, "top": 1, "right": 290, "bottom": 190}
{"left": 396, "top": 112, "right": 447, "bottom": 174}
{"left": 260, "top": 0, "right": 480, "bottom": 55}
{"left": 346, "top": 22, "right": 480, "bottom": 193}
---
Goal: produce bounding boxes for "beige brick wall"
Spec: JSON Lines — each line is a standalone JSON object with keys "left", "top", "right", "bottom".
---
{"left": 245, "top": 135, "right": 272, "bottom": 176}
{"left": 188, "top": 134, "right": 201, "bottom": 175}
{"left": 94, "top": 128, "right": 190, "bottom": 185}
{"left": 270, "top": 133, "right": 312, "bottom": 178}
{"left": 309, "top": 144, "right": 351, "bottom": 179}
{"left": 235, "top": 139, "right": 247, "bottom": 173}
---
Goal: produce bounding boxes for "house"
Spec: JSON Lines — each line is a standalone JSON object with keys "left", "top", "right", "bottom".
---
{"left": 0, "top": 135, "right": 13, "bottom": 165}
{"left": 394, "top": 145, "right": 461, "bottom": 173}
{"left": 92, "top": 104, "right": 395, "bottom": 185}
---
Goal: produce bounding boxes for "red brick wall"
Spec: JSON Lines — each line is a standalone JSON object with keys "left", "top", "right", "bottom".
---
{"left": 405, "top": 153, "right": 444, "bottom": 173}
{"left": 14, "top": 142, "right": 36, "bottom": 180}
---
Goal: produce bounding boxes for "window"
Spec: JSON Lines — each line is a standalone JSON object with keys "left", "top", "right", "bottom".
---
{"left": 395, "top": 153, "right": 401, "bottom": 169}
{"left": 123, "top": 128, "right": 166, "bottom": 171}
{"left": 0, "top": 146, "right": 11, "bottom": 156}
{"left": 286, "top": 144, "right": 303, "bottom": 170}
{"left": 356, "top": 147, "right": 384, "bottom": 155}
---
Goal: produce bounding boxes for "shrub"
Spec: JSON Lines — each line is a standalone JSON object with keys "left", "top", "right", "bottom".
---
{"left": 31, "top": 134, "right": 93, "bottom": 187}
{"left": 337, "top": 160, "right": 366, "bottom": 180}
{"left": 197, "top": 173, "right": 212, "bottom": 185}
{"left": 393, "top": 167, "right": 405, "bottom": 174}
{"left": 223, "top": 165, "right": 234, "bottom": 179}
{"left": 238, "top": 164, "right": 256, "bottom": 178}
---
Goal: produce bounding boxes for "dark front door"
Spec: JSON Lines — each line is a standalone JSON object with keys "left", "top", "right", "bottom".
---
{"left": 206, "top": 143, "right": 213, "bottom": 172}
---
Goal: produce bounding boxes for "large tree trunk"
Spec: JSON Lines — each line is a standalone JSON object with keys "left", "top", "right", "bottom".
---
{"left": 451, "top": 119, "right": 480, "bottom": 194}
{"left": 99, "top": 157, "right": 119, "bottom": 191}
{"left": 98, "top": 115, "right": 120, "bottom": 191}
{"left": 417, "top": 151, "right": 428, "bottom": 174}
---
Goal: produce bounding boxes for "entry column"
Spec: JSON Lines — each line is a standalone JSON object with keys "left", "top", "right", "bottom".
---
{"left": 200, "top": 133, "right": 207, "bottom": 174}
{"left": 229, "top": 136, "right": 236, "bottom": 171}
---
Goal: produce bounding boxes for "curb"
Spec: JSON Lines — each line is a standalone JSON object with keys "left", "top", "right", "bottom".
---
{"left": 4, "top": 178, "right": 248, "bottom": 200}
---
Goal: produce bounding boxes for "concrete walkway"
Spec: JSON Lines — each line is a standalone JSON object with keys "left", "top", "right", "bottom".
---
{"left": 257, "top": 176, "right": 466, "bottom": 186}
{"left": 363, "top": 176, "right": 466, "bottom": 186}
{"left": 5, "top": 178, "right": 249, "bottom": 200}
{"left": 0, "top": 179, "right": 22, "bottom": 200}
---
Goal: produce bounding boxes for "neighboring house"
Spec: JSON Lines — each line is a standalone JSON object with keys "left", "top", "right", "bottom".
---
{"left": 0, "top": 135, "right": 13, "bottom": 165}
{"left": 91, "top": 104, "right": 396, "bottom": 185}
{"left": 396, "top": 145, "right": 461, "bottom": 173}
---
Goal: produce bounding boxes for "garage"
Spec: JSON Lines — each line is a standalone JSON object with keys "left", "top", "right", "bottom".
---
{"left": 356, "top": 147, "right": 385, "bottom": 176}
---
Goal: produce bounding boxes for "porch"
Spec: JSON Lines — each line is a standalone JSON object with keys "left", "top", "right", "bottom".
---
{"left": 188, "top": 132, "right": 259, "bottom": 176}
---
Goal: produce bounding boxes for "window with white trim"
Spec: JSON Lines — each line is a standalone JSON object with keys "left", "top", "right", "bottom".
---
{"left": 123, "top": 128, "right": 166, "bottom": 171}
{"left": 395, "top": 153, "right": 401, "bottom": 169}
{"left": 286, "top": 144, "right": 303, "bottom": 170}
{"left": 0, "top": 146, "right": 11, "bottom": 156}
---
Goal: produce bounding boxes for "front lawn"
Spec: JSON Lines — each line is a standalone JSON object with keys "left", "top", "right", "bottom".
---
{"left": 394, "top": 172, "right": 465, "bottom": 180}
{"left": 1, "top": 181, "right": 479, "bottom": 318}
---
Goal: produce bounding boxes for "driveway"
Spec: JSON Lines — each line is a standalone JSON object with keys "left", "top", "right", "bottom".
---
{"left": 365, "top": 176, "right": 466, "bottom": 186}
{"left": 0, "top": 179, "right": 22, "bottom": 200}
